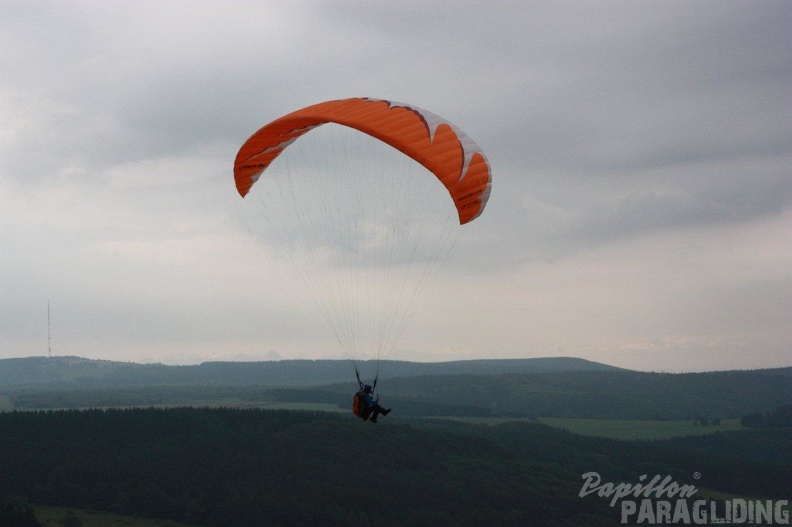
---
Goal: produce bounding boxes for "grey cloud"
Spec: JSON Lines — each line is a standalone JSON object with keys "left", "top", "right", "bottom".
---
{"left": 1, "top": 1, "right": 790, "bottom": 369}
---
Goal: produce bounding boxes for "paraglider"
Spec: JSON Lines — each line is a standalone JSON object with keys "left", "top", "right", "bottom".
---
{"left": 353, "top": 382, "right": 391, "bottom": 423}
{"left": 233, "top": 97, "right": 491, "bottom": 419}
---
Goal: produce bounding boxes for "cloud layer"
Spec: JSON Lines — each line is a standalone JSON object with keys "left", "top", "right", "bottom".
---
{"left": 1, "top": 1, "right": 790, "bottom": 371}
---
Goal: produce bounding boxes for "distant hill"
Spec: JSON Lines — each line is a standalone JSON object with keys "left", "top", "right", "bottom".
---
{"left": 0, "top": 355, "right": 618, "bottom": 388}
{"left": 259, "top": 367, "right": 792, "bottom": 420}
{"left": 373, "top": 368, "right": 792, "bottom": 420}
{"left": 2, "top": 356, "right": 790, "bottom": 420}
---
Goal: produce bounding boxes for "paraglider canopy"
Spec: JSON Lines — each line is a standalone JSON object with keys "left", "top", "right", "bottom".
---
{"left": 233, "top": 97, "right": 492, "bottom": 386}
{"left": 234, "top": 97, "right": 491, "bottom": 224}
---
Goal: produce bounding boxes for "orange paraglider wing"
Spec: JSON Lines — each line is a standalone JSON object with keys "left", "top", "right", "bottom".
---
{"left": 233, "top": 97, "right": 491, "bottom": 224}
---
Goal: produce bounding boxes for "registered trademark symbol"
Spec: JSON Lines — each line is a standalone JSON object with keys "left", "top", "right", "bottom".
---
{"left": 693, "top": 472, "right": 701, "bottom": 479}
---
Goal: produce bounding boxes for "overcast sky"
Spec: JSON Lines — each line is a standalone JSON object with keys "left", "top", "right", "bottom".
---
{"left": 1, "top": 1, "right": 790, "bottom": 372}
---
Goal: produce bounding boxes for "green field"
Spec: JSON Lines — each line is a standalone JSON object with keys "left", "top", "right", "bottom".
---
{"left": 538, "top": 417, "right": 743, "bottom": 439}
{"left": 438, "top": 416, "right": 743, "bottom": 439}
{"left": 1, "top": 400, "right": 348, "bottom": 414}
{"left": 4, "top": 392, "right": 744, "bottom": 440}
{"left": 131, "top": 401, "right": 347, "bottom": 413}
{"left": 33, "top": 504, "right": 195, "bottom": 526}
{"left": 254, "top": 401, "right": 347, "bottom": 412}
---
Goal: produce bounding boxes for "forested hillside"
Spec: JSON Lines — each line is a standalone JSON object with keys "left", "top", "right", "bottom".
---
{"left": 3, "top": 363, "right": 790, "bottom": 420}
{"left": 373, "top": 368, "right": 792, "bottom": 419}
{"left": 1, "top": 408, "right": 789, "bottom": 526}
{"left": 1, "top": 408, "right": 616, "bottom": 526}
{"left": 0, "top": 356, "right": 618, "bottom": 388}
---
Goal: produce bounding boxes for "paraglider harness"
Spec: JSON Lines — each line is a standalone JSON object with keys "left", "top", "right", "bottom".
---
{"left": 352, "top": 367, "right": 379, "bottom": 421}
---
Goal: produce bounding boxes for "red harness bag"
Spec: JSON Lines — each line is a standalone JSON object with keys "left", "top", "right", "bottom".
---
{"left": 352, "top": 393, "right": 369, "bottom": 420}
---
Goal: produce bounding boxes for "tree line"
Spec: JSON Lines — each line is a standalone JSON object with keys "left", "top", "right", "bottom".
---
{"left": 4, "top": 367, "right": 791, "bottom": 422}
{"left": 741, "top": 404, "right": 792, "bottom": 428}
{"left": 1, "top": 407, "right": 789, "bottom": 526}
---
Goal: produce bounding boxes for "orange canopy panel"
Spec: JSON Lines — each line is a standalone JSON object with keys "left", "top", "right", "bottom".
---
{"left": 233, "top": 97, "right": 491, "bottom": 224}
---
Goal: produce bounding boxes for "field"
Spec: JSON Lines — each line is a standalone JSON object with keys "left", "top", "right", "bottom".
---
{"left": 539, "top": 417, "right": 743, "bottom": 439}
{"left": 2, "top": 393, "right": 743, "bottom": 440}
{"left": 33, "top": 504, "right": 194, "bottom": 527}
{"left": 147, "top": 401, "right": 347, "bottom": 413}
{"left": 251, "top": 406, "right": 745, "bottom": 440}
{"left": 0, "top": 400, "right": 348, "bottom": 413}
{"left": 440, "top": 416, "right": 743, "bottom": 439}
